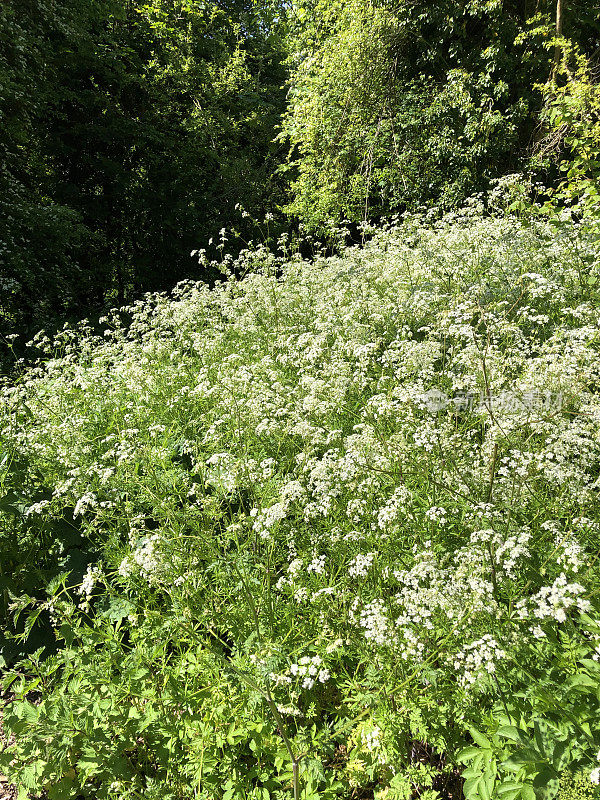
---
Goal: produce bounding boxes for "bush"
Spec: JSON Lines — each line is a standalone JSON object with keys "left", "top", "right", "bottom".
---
{"left": 536, "top": 41, "right": 600, "bottom": 219}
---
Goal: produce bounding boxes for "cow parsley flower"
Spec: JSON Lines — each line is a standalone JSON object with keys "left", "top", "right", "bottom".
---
{"left": 348, "top": 552, "right": 375, "bottom": 578}
{"left": 453, "top": 635, "right": 505, "bottom": 686}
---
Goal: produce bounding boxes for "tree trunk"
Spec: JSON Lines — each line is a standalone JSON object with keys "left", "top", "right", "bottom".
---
{"left": 553, "top": 0, "right": 565, "bottom": 76}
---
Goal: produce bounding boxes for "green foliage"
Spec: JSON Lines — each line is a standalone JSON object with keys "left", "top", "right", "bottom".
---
{"left": 3, "top": 0, "right": 600, "bottom": 362}
{"left": 281, "top": 0, "right": 544, "bottom": 230}
{"left": 457, "top": 616, "right": 600, "bottom": 798}
{"left": 535, "top": 41, "right": 600, "bottom": 218}
{"left": 0, "top": 0, "right": 287, "bottom": 357}
{"left": 3, "top": 213, "right": 600, "bottom": 797}
{"left": 0, "top": 448, "right": 97, "bottom": 666}
{"left": 1, "top": 612, "right": 300, "bottom": 800}
{"left": 281, "top": 0, "right": 600, "bottom": 232}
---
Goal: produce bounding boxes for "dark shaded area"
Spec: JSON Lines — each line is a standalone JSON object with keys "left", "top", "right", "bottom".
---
{"left": 0, "top": 0, "right": 287, "bottom": 365}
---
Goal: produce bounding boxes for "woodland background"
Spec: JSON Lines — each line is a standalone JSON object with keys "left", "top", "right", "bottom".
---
{"left": 1, "top": 0, "right": 599, "bottom": 355}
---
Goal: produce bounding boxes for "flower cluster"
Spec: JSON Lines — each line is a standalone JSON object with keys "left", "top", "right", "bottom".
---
{"left": 516, "top": 573, "right": 591, "bottom": 624}
{"left": 453, "top": 635, "right": 506, "bottom": 687}
{"left": 289, "top": 655, "right": 330, "bottom": 689}
{"left": 3, "top": 212, "right": 600, "bottom": 790}
{"left": 119, "top": 534, "right": 166, "bottom": 584}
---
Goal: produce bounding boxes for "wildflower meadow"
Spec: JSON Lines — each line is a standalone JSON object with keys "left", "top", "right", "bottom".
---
{"left": 2, "top": 211, "right": 600, "bottom": 799}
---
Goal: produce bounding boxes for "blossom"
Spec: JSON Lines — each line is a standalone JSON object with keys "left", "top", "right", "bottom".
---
{"left": 285, "top": 655, "right": 328, "bottom": 690}
{"left": 4, "top": 211, "right": 600, "bottom": 776}
{"left": 73, "top": 492, "right": 97, "bottom": 518}
{"left": 77, "top": 564, "right": 102, "bottom": 599}
{"left": 453, "top": 635, "right": 506, "bottom": 687}
{"left": 307, "top": 555, "right": 326, "bottom": 574}
{"left": 348, "top": 553, "right": 375, "bottom": 578}
{"left": 516, "top": 573, "right": 591, "bottom": 623}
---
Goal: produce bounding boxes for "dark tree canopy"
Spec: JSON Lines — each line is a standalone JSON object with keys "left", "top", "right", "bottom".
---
{"left": 0, "top": 0, "right": 287, "bottom": 346}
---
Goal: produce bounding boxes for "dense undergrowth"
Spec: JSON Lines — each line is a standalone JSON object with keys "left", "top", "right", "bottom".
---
{"left": 2, "top": 211, "right": 600, "bottom": 799}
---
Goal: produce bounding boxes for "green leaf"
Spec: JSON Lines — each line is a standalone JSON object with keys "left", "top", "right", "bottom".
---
{"left": 497, "top": 782, "right": 525, "bottom": 795}
{"left": 497, "top": 790, "right": 522, "bottom": 800}
{"left": 99, "top": 597, "right": 135, "bottom": 623}
{"left": 497, "top": 726, "right": 523, "bottom": 743}
{"left": 76, "top": 749, "right": 101, "bottom": 778}
{"left": 48, "top": 778, "right": 77, "bottom": 800}
{"left": 469, "top": 726, "right": 492, "bottom": 749}
{"left": 520, "top": 785, "right": 536, "bottom": 800}
{"left": 505, "top": 747, "right": 544, "bottom": 768}
{"left": 551, "top": 739, "right": 570, "bottom": 772}
{"left": 458, "top": 746, "right": 483, "bottom": 762}
{"left": 565, "top": 672, "right": 597, "bottom": 692}
{"left": 463, "top": 776, "right": 483, "bottom": 798}
{"left": 480, "top": 771, "right": 495, "bottom": 800}
{"left": 20, "top": 764, "right": 41, "bottom": 790}
{"left": 533, "top": 767, "right": 559, "bottom": 798}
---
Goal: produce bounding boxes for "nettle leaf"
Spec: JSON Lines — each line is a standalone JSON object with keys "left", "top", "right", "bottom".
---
{"left": 303, "top": 757, "right": 326, "bottom": 782}
{"left": 76, "top": 748, "right": 102, "bottom": 779}
{"left": 579, "top": 659, "right": 600, "bottom": 673}
{"left": 0, "top": 492, "right": 27, "bottom": 516}
{"left": 47, "top": 777, "right": 77, "bottom": 800}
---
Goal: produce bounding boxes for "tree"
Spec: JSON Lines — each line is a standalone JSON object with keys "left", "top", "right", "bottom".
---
{"left": 0, "top": 0, "right": 288, "bottom": 358}
{"left": 281, "top": 0, "right": 599, "bottom": 232}
{"left": 537, "top": 40, "right": 600, "bottom": 216}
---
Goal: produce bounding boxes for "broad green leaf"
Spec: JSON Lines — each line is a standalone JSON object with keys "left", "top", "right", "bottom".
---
{"left": 520, "top": 785, "right": 535, "bottom": 800}
{"left": 463, "top": 776, "right": 483, "bottom": 798}
{"left": 457, "top": 746, "right": 483, "bottom": 762}
{"left": 497, "top": 726, "right": 522, "bottom": 743}
{"left": 469, "top": 726, "right": 492, "bottom": 750}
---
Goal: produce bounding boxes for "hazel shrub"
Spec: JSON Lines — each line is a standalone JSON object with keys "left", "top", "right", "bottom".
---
{"left": 2, "top": 212, "right": 600, "bottom": 799}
